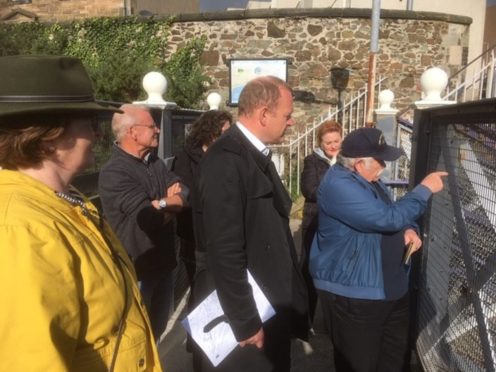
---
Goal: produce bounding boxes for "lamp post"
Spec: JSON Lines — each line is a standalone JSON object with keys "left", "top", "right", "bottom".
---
{"left": 330, "top": 67, "right": 349, "bottom": 124}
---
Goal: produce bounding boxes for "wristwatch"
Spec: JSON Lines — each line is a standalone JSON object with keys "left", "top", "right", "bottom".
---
{"left": 158, "top": 198, "right": 167, "bottom": 210}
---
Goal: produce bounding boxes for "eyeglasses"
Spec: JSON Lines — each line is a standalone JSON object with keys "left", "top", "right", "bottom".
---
{"left": 133, "top": 123, "right": 158, "bottom": 130}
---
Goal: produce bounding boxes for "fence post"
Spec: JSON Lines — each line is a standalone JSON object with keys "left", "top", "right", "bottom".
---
{"left": 375, "top": 89, "right": 399, "bottom": 181}
{"left": 133, "top": 71, "right": 178, "bottom": 160}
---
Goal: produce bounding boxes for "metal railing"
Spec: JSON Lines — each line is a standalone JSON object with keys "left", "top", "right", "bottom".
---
{"left": 398, "top": 45, "right": 496, "bottom": 126}
{"left": 275, "top": 44, "right": 496, "bottom": 202}
{"left": 410, "top": 98, "right": 496, "bottom": 372}
{"left": 447, "top": 44, "right": 496, "bottom": 101}
{"left": 445, "top": 46, "right": 496, "bottom": 102}
{"left": 272, "top": 77, "right": 386, "bottom": 198}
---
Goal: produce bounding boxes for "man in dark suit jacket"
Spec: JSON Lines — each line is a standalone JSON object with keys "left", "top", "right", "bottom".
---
{"left": 192, "top": 76, "right": 308, "bottom": 372}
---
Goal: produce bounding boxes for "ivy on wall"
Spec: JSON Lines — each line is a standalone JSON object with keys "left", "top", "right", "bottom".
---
{"left": 0, "top": 17, "right": 209, "bottom": 107}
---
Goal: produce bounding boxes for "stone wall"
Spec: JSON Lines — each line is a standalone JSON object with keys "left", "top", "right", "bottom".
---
{"left": 166, "top": 9, "right": 471, "bottom": 130}
{"left": 0, "top": 0, "right": 200, "bottom": 22}
{"left": 0, "top": 6, "right": 471, "bottom": 130}
{"left": 0, "top": 0, "right": 122, "bottom": 22}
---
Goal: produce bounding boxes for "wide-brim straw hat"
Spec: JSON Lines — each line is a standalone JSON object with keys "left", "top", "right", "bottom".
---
{"left": 0, "top": 55, "right": 120, "bottom": 119}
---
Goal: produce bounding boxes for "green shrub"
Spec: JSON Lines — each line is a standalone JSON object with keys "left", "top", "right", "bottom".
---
{"left": 0, "top": 17, "right": 208, "bottom": 107}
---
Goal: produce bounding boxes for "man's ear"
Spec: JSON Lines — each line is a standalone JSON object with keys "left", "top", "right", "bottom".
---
{"left": 258, "top": 106, "right": 269, "bottom": 127}
{"left": 128, "top": 126, "right": 138, "bottom": 141}
{"left": 354, "top": 159, "right": 364, "bottom": 173}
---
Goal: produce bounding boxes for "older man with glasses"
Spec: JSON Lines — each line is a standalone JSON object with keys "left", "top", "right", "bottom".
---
{"left": 99, "top": 104, "right": 187, "bottom": 342}
{"left": 310, "top": 127, "right": 447, "bottom": 372}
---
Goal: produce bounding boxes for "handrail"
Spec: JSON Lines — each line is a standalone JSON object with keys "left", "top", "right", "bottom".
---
{"left": 397, "top": 45, "right": 496, "bottom": 121}
{"left": 449, "top": 44, "right": 496, "bottom": 83}
{"left": 275, "top": 76, "right": 387, "bottom": 149}
{"left": 272, "top": 76, "right": 387, "bottom": 198}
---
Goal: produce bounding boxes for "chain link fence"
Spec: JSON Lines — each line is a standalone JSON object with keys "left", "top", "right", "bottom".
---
{"left": 410, "top": 99, "right": 496, "bottom": 372}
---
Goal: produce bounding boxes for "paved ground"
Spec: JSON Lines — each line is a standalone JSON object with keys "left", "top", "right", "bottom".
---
{"left": 157, "top": 219, "right": 334, "bottom": 372}
{"left": 156, "top": 218, "right": 422, "bottom": 371}
{"left": 157, "top": 290, "right": 334, "bottom": 372}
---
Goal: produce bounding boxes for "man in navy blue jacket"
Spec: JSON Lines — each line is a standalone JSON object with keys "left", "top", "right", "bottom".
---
{"left": 310, "top": 127, "right": 446, "bottom": 372}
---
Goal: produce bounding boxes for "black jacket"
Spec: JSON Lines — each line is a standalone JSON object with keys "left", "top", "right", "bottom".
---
{"left": 172, "top": 145, "right": 203, "bottom": 241}
{"left": 98, "top": 144, "right": 180, "bottom": 279}
{"left": 192, "top": 125, "right": 308, "bottom": 343}
{"left": 300, "top": 150, "right": 331, "bottom": 230}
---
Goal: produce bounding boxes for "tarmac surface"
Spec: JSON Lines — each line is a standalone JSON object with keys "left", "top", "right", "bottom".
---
{"left": 158, "top": 296, "right": 334, "bottom": 372}
{"left": 156, "top": 219, "right": 335, "bottom": 371}
{"left": 157, "top": 288, "right": 335, "bottom": 372}
{"left": 156, "top": 218, "right": 422, "bottom": 372}
{"left": 157, "top": 219, "right": 334, "bottom": 372}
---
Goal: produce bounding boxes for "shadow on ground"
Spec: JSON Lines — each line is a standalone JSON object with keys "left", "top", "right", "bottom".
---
{"left": 158, "top": 218, "right": 422, "bottom": 372}
{"left": 158, "top": 300, "right": 334, "bottom": 372}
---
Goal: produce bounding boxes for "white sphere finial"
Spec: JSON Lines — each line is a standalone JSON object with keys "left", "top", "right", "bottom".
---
{"left": 420, "top": 67, "right": 448, "bottom": 102}
{"left": 206, "top": 92, "right": 222, "bottom": 110}
{"left": 142, "top": 71, "right": 167, "bottom": 104}
{"left": 133, "top": 71, "right": 177, "bottom": 108}
{"left": 415, "top": 66, "right": 456, "bottom": 109}
{"left": 375, "top": 89, "right": 398, "bottom": 115}
{"left": 378, "top": 89, "right": 394, "bottom": 110}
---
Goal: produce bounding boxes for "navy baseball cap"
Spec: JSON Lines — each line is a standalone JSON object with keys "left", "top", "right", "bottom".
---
{"left": 341, "top": 127, "right": 404, "bottom": 161}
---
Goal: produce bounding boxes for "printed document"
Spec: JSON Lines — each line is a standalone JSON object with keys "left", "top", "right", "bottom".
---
{"left": 181, "top": 271, "right": 275, "bottom": 367}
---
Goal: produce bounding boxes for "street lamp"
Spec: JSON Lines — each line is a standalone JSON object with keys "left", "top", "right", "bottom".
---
{"left": 330, "top": 67, "right": 349, "bottom": 123}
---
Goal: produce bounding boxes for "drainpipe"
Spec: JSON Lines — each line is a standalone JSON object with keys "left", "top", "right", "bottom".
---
{"left": 407, "top": 0, "right": 413, "bottom": 11}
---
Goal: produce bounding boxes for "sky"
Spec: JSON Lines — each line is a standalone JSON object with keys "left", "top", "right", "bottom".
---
{"left": 201, "top": 0, "right": 496, "bottom": 11}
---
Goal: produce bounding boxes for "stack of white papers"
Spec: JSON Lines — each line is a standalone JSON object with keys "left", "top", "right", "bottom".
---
{"left": 181, "top": 271, "right": 276, "bottom": 367}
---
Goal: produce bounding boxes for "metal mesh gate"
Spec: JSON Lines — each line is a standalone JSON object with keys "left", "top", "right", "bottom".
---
{"left": 410, "top": 100, "right": 496, "bottom": 372}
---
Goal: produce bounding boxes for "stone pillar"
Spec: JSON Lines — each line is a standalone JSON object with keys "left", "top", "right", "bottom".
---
{"left": 133, "top": 71, "right": 177, "bottom": 161}
{"left": 412, "top": 67, "right": 456, "bottom": 323}
{"left": 375, "top": 89, "right": 399, "bottom": 180}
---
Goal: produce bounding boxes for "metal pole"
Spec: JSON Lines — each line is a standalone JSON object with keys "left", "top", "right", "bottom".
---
{"left": 370, "top": 0, "right": 380, "bottom": 53}
{"left": 366, "top": 0, "right": 380, "bottom": 126}
{"left": 407, "top": 0, "right": 413, "bottom": 11}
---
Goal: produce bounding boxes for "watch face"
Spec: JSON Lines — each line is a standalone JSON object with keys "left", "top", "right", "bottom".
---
{"left": 159, "top": 199, "right": 167, "bottom": 209}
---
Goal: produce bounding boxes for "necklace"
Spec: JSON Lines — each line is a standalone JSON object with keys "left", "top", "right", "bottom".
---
{"left": 55, "top": 191, "right": 86, "bottom": 209}
{"left": 55, "top": 190, "right": 102, "bottom": 227}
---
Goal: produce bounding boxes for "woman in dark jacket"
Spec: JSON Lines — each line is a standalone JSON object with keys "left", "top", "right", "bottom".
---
{"left": 172, "top": 109, "right": 232, "bottom": 285}
{"left": 300, "top": 119, "right": 343, "bottom": 324}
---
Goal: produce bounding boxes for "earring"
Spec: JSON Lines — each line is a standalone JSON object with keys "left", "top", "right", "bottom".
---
{"left": 44, "top": 145, "right": 56, "bottom": 154}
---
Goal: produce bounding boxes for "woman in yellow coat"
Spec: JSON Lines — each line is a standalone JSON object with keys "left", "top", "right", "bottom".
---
{"left": 0, "top": 56, "right": 162, "bottom": 371}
